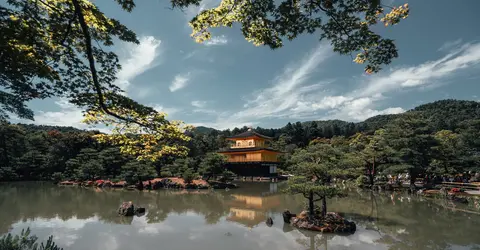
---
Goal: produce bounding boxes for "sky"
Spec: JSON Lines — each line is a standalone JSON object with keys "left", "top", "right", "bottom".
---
{"left": 12, "top": 0, "right": 480, "bottom": 130}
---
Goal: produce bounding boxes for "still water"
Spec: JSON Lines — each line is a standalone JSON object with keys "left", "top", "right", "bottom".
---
{"left": 1, "top": 182, "right": 480, "bottom": 250}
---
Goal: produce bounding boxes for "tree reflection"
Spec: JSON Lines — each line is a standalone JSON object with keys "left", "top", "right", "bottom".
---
{"left": 1, "top": 183, "right": 480, "bottom": 250}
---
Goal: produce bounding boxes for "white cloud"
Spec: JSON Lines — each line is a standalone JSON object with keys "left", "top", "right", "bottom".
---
{"left": 358, "top": 42, "right": 480, "bottom": 98}
{"left": 132, "top": 216, "right": 175, "bottom": 235}
{"left": 12, "top": 216, "right": 99, "bottom": 247}
{"left": 33, "top": 99, "right": 86, "bottom": 128}
{"left": 19, "top": 98, "right": 110, "bottom": 133}
{"left": 115, "top": 36, "right": 162, "bottom": 93}
{"left": 322, "top": 96, "right": 406, "bottom": 121}
{"left": 16, "top": 36, "right": 163, "bottom": 130}
{"left": 196, "top": 41, "right": 480, "bottom": 129}
{"left": 152, "top": 104, "right": 180, "bottom": 117}
{"left": 169, "top": 73, "right": 191, "bottom": 92}
{"left": 204, "top": 35, "right": 228, "bottom": 46}
{"left": 312, "top": 42, "right": 480, "bottom": 121}
{"left": 193, "top": 109, "right": 218, "bottom": 115}
{"left": 191, "top": 43, "right": 334, "bottom": 129}
{"left": 438, "top": 39, "right": 463, "bottom": 51}
{"left": 191, "top": 100, "right": 207, "bottom": 108}
{"left": 236, "top": 44, "right": 333, "bottom": 118}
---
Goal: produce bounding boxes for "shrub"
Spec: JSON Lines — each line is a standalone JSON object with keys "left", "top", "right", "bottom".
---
{"left": 182, "top": 169, "right": 196, "bottom": 184}
{"left": 0, "top": 228, "right": 62, "bottom": 250}
{"left": 160, "top": 171, "right": 172, "bottom": 178}
{"left": 355, "top": 175, "right": 370, "bottom": 187}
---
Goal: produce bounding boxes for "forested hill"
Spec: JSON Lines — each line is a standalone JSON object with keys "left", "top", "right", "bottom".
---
{"left": 193, "top": 99, "right": 480, "bottom": 138}
{"left": 7, "top": 99, "right": 480, "bottom": 139}
{"left": 1, "top": 99, "right": 479, "bottom": 182}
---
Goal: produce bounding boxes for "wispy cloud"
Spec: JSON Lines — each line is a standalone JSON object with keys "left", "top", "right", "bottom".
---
{"left": 238, "top": 43, "right": 333, "bottom": 118}
{"left": 169, "top": 72, "right": 191, "bottom": 92}
{"left": 115, "top": 36, "right": 162, "bottom": 93}
{"left": 191, "top": 43, "right": 334, "bottom": 129}
{"left": 191, "top": 100, "right": 207, "bottom": 108}
{"left": 438, "top": 39, "right": 463, "bottom": 52}
{"left": 358, "top": 42, "right": 480, "bottom": 98}
{"left": 204, "top": 35, "right": 228, "bottom": 46}
{"left": 308, "top": 42, "right": 480, "bottom": 121}
{"left": 193, "top": 109, "right": 218, "bottom": 115}
{"left": 194, "top": 41, "right": 480, "bottom": 129}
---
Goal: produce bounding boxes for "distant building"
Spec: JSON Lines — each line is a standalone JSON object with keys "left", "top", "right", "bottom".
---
{"left": 218, "top": 128, "right": 281, "bottom": 178}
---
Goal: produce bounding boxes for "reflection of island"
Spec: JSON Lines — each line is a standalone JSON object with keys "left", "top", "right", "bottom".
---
{"left": 226, "top": 194, "right": 281, "bottom": 227}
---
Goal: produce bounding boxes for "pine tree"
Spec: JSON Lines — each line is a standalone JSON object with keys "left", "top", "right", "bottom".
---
{"left": 286, "top": 142, "right": 351, "bottom": 218}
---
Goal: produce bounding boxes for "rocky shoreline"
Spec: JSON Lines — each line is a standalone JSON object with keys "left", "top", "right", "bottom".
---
{"left": 58, "top": 177, "right": 238, "bottom": 190}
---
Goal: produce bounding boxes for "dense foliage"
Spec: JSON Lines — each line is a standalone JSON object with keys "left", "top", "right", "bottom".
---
{"left": 0, "top": 228, "right": 61, "bottom": 250}
{"left": 0, "top": 100, "right": 479, "bottom": 184}
{"left": 1, "top": 0, "right": 410, "bottom": 163}
{"left": 286, "top": 140, "right": 361, "bottom": 218}
{"left": 182, "top": 0, "right": 409, "bottom": 73}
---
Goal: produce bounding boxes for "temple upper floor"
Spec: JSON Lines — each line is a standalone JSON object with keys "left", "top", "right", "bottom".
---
{"left": 230, "top": 139, "right": 268, "bottom": 149}
{"left": 226, "top": 129, "right": 273, "bottom": 149}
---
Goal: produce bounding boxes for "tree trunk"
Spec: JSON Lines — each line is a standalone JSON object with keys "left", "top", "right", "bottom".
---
{"left": 409, "top": 171, "right": 416, "bottom": 192}
{"left": 409, "top": 171, "right": 416, "bottom": 185}
{"left": 321, "top": 196, "right": 327, "bottom": 218}
{"left": 138, "top": 177, "right": 144, "bottom": 191}
{"left": 308, "top": 191, "right": 315, "bottom": 219}
{"left": 368, "top": 173, "right": 374, "bottom": 187}
{"left": 370, "top": 156, "right": 376, "bottom": 186}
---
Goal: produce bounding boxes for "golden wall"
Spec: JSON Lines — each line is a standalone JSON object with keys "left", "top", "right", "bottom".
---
{"left": 226, "top": 152, "right": 278, "bottom": 162}
{"left": 231, "top": 139, "right": 266, "bottom": 148}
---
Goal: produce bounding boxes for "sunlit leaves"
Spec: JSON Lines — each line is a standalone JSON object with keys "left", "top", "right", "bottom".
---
{"left": 83, "top": 105, "right": 193, "bottom": 161}
{"left": 183, "top": 0, "right": 410, "bottom": 74}
{"left": 2, "top": 0, "right": 192, "bottom": 162}
{"left": 381, "top": 3, "right": 409, "bottom": 27}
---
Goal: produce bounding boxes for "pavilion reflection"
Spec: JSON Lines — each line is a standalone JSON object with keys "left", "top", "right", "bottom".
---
{"left": 226, "top": 183, "right": 281, "bottom": 228}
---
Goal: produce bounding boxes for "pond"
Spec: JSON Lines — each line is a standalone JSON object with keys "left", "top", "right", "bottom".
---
{"left": 1, "top": 182, "right": 480, "bottom": 250}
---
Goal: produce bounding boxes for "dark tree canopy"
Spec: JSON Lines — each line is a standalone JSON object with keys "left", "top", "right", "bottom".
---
{"left": 1, "top": 0, "right": 191, "bottom": 161}
{"left": 1, "top": 99, "right": 480, "bottom": 184}
{"left": 1, "top": 0, "right": 411, "bottom": 161}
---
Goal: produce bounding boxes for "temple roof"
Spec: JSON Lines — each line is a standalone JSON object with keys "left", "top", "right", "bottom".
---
{"left": 226, "top": 129, "right": 274, "bottom": 140}
{"left": 218, "top": 147, "right": 281, "bottom": 153}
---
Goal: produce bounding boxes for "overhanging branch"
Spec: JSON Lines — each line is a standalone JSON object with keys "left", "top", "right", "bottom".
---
{"left": 71, "top": 0, "right": 149, "bottom": 128}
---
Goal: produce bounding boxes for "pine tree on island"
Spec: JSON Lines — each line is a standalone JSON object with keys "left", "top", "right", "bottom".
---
{"left": 283, "top": 140, "right": 358, "bottom": 233}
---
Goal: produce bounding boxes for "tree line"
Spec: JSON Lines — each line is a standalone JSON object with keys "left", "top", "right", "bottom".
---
{"left": 283, "top": 100, "right": 480, "bottom": 220}
{"left": 0, "top": 99, "right": 479, "bottom": 185}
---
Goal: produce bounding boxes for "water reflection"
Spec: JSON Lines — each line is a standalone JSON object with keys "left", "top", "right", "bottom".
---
{"left": 1, "top": 182, "right": 480, "bottom": 250}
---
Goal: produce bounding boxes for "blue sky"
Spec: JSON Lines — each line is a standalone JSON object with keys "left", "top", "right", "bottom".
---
{"left": 14, "top": 0, "right": 480, "bottom": 130}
